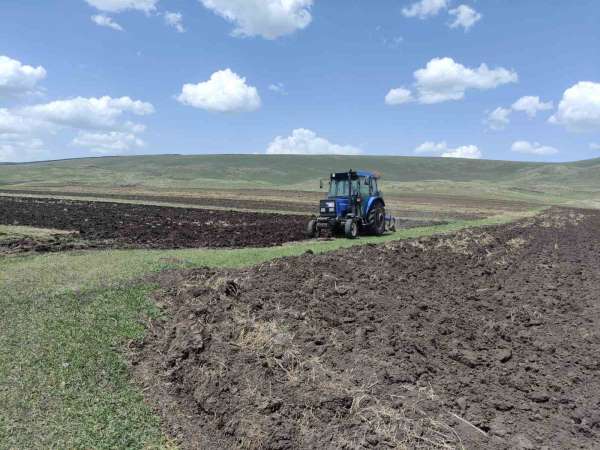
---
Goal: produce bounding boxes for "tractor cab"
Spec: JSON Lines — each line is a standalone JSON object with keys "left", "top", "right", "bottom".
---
{"left": 324, "top": 171, "right": 379, "bottom": 218}
{"left": 307, "top": 169, "right": 396, "bottom": 239}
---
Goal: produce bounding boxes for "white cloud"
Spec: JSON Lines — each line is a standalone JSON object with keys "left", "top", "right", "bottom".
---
{"left": 268, "top": 82, "right": 287, "bottom": 95}
{"left": 448, "top": 4, "right": 481, "bottom": 30}
{"left": 266, "top": 128, "right": 362, "bottom": 155}
{"left": 414, "top": 141, "right": 448, "bottom": 154}
{"left": 0, "top": 55, "right": 47, "bottom": 98}
{"left": 0, "top": 108, "right": 44, "bottom": 134}
{"left": 511, "top": 140, "right": 558, "bottom": 155}
{"left": 385, "top": 87, "right": 414, "bottom": 105}
{"left": 485, "top": 107, "right": 511, "bottom": 130}
{"left": 412, "top": 57, "right": 517, "bottom": 104}
{"left": 0, "top": 95, "right": 153, "bottom": 159}
{"left": 199, "top": 0, "right": 313, "bottom": 39}
{"left": 164, "top": 11, "right": 185, "bottom": 32}
{"left": 549, "top": 81, "right": 600, "bottom": 132}
{"left": 85, "top": 0, "right": 158, "bottom": 13}
{"left": 441, "top": 145, "right": 481, "bottom": 159}
{"left": 512, "top": 96, "right": 553, "bottom": 118}
{"left": 21, "top": 96, "right": 154, "bottom": 131}
{"left": 177, "top": 69, "right": 261, "bottom": 113}
{"left": 414, "top": 140, "right": 482, "bottom": 159}
{"left": 402, "top": 0, "right": 448, "bottom": 19}
{"left": 72, "top": 131, "right": 145, "bottom": 154}
{"left": 0, "top": 135, "right": 46, "bottom": 162}
{"left": 91, "top": 14, "right": 124, "bottom": 31}
{"left": 590, "top": 142, "right": 600, "bottom": 150}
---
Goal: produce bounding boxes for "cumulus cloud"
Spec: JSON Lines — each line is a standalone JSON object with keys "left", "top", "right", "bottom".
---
{"left": 414, "top": 141, "right": 482, "bottom": 159}
{"left": 385, "top": 87, "right": 414, "bottom": 105}
{"left": 0, "top": 135, "right": 46, "bottom": 162}
{"left": 0, "top": 96, "right": 153, "bottom": 160}
{"left": 91, "top": 14, "right": 124, "bottom": 31}
{"left": 72, "top": 131, "right": 145, "bottom": 154}
{"left": 266, "top": 128, "right": 362, "bottom": 155}
{"left": 388, "top": 57, "right": 517, "bottom": 106}
{"left": 485, "top": 107, "right": 511, "bottom": 131}
{"left": 402, "top": 0, "right": 448, "bottom": 19}
{"left": 268, "top": 82, "right": 287, "bottom": 95}
{"left": 414, "top": 57, "right": 517, "bottom": 104}
{"left": 0, "top": 55, "right": 47, "bottom": 98}
{"left": 448, "top": 4, "right": 481, "bottom": 30}
{"left": 0, "top": 108, "right": 45, "bottom": 135}
{"left": 441, "top": 145, "right": 481, "bottom": 159}
{"left": 512, "top": 96, "right": 553, "bottom": 118}
{"left": 549, "top": 81, "right": 600, "bottom": 132}
{"left": 21, "top": 96, "right": 154, "bottom": 131}
{"left": 414, "top": 141, "right": 448, "bottom": 154}
{"left": 511, "top": 140, "right": 558, "bottom": 155}
{"left": 85, "top": 0, "right": 158, "bottom": 13}
{"left": 164, "top": 11, "right": 185, "bottom": 32}
{"left": 177, "top": 69, "right": 261, "bottom": 112}
{"left": 199, "top": 0, "right": 313, "bottom": 39}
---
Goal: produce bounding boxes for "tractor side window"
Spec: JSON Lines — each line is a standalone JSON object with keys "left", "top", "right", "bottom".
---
{"left": 359, "top": 177, "right": 370, "bottom": 197}
{"left": 372, "top": 179, "right": 379, "bottom": 195}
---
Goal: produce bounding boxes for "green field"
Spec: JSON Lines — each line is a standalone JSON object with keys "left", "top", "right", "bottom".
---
{"left": 1, "top": 154, "right": 600, "bottom": 207}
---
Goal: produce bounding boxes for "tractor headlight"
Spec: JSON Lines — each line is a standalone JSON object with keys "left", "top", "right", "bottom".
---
{"left": 326, "top": 201, "right": 335, "bottom": 208}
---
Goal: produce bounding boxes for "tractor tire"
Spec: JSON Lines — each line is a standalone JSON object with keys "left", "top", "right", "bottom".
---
{"left": 368, "top": 206, "right": 386, "bottom": 236}
{"left": 344, "top": 219, "right": 359, "bottom": 239}
{"left": 306, "top": 219, "right": 317, "bottom": 238}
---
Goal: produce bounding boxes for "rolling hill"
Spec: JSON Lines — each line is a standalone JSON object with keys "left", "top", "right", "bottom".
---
{"left": 1, "top": 154, "right": 600, "bottom": 207}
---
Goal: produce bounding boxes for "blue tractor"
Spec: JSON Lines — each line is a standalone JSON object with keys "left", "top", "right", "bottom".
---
{"left": 307, "top": 169, "right": 396, "bottom": 239}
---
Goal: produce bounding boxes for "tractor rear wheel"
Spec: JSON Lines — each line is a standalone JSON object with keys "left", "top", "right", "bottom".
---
{"left": 368, "top": 206, "right": 386, "bottom": 236}
{"left": 344, "top": 219, "right": 358, "bottom": 239}
{"left": 306, "top": 219, "right": 317, "bottom": 238}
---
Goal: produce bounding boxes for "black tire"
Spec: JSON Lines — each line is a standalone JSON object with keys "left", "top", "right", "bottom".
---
{"left": 344, "top": 219, "right": 359, "bottom": 239}
{"left": 368, "top": 206, "right": 386, "bottom": 236}
{"left": 306, "top": 219, "right": 317, "bottom": 238}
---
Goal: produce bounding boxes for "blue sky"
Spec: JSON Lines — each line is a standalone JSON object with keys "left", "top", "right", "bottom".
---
{"left": 1, "top": 0, "right": 599, "bottom": 162}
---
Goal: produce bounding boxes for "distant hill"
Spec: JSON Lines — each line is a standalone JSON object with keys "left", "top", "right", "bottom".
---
{"left": 1, "top": 154, "right": 599, "bottom": 205}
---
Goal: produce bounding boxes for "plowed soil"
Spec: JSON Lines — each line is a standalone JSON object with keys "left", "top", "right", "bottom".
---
{"left": 0, "top": 196, "right": 308, "bottom": 249}
{"left": 0, "top": 189, "right": 316, "bottom": 213}
{"left": 131, "top": 208, "right": 600, "bottom": 449}
{"left": 0, "top": 196, "right": 441, "bottom": 252}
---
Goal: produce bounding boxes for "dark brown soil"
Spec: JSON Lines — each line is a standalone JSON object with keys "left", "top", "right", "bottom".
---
{"left": 131, "top": 208, "right": 600, "bottom": 449}
{"left": 0, "top": 189, "right": 316, "bottom": 213}
{"left": 0, "top": 196, "right": 309, "bottom": 249}
{"left": 0, "top": 196, "right": 443, "bottom": 252}
{"left": 0, "top": 233, "right": 90, "bottom": 255}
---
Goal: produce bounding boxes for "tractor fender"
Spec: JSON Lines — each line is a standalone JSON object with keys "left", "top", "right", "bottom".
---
{"left": 366, "top": 197, "right": 385, "bottom": 214}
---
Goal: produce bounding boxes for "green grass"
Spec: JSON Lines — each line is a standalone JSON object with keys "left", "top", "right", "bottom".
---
{"left": 0, "top": 211, "right": 538, "bottom": 449}
{"left": 2, "top": 154, "right": 600, "bottom": 204}
{"left": 0, "top": 225, "right": 73, "bottom": 242}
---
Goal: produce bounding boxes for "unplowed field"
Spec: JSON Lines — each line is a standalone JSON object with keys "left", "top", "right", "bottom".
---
{"left": 132, "top": 208, "right": 600, "bottom": 449}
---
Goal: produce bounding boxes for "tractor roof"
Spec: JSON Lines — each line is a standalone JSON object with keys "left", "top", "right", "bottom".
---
{"left": 332, "top": 170, "right": 378, "bottom": 179}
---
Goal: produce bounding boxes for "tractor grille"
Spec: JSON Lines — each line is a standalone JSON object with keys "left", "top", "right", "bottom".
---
{"left": 319, "top": 199, "right": 336, "bottom": 217}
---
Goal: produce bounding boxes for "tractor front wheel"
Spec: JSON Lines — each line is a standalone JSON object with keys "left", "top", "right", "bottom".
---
{"left": 344, "top": 219, "right": 359, "bottom": 239}
{"left": 306, "top": 219, "right": 317, "bottom": 238}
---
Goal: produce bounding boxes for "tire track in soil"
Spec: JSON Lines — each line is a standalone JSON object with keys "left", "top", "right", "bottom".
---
{"left": 131, "top": 208, "right": 600, "bottom": 449}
